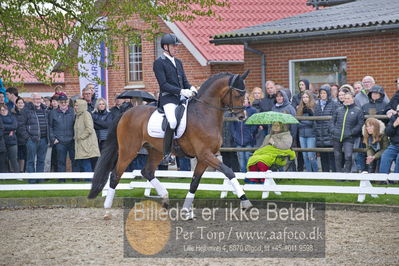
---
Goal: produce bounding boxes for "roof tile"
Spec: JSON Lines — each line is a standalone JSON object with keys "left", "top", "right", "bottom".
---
{"left": 175, "top": 0, "right": 313, "bottom": 62}
{"left": 1, "top": 64, "right": 64, "bottom": 84}
{"left": 212, "top": 0, "right": 399, "bottom": 41}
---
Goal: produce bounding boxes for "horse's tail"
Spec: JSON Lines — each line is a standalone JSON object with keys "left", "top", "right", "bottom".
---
{"left": 88, "top": 114, "right": 122, "bottom": 199}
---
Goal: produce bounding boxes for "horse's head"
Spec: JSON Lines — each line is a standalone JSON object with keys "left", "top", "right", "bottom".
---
{"left": 221, "top": 70, "right": 250, "bottom": 120}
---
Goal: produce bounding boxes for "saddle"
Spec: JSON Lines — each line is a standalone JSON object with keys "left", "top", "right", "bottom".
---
{"left": 147, "top": 99, "right": 189, "bottom": 139}
{"left": 160, "top": 104, "right": 186, "bottom": 133}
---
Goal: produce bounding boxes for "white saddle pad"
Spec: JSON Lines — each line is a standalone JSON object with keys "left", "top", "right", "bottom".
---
{"left": 147, "top": 103, "right": 188, "bottom": 139}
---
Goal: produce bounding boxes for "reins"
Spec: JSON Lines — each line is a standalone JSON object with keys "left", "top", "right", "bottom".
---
{"left": 192, "top": 74, "right": 246, "bottom": 114}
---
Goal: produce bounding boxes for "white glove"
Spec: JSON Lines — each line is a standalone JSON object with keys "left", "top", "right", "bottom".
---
{"left": 190, "top": 86, "right": 198, "bottom": 95}
{"left": 180, "top": 89, "right": 193, "bottom": 98}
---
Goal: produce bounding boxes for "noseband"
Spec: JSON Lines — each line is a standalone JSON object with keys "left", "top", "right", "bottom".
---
{"left": 193, "top": 74, "right": 246, "bottom": 114}
{"left": 223, "top": 74, "right": 246, "bottom": 114}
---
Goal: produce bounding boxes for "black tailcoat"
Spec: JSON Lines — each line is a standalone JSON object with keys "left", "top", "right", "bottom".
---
{"left": 153, "top": 54, "right": 191, "bottom": 107}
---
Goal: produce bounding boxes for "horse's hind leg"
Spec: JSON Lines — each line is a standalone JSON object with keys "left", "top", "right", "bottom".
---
{"left": 199, "top": 151, "right": 252, "bottom": 210}
{"left": 104, "top": 139, "right": 141, "bottom": 219}
{"left": 103, "top": 169, "right": 118, "bottom": 220}
{"left": 141, "top": 148, "right": 169, "bottom": 208}
{"left": 181, "top": 161, "right": 208, "bottom": 220}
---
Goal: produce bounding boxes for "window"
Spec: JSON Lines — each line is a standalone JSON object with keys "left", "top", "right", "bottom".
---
{"left": 128, "top": 42, "right": 142, "bottom": 82}
{"left": 289, "top": 57, "right": 347, "bottom": 94}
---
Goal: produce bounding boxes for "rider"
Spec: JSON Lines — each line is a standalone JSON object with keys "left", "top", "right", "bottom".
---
{"left": 153, "top": 33, "right": 197, "bottom": 164}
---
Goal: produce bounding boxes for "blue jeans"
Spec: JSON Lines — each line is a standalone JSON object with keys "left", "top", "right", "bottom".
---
{"left": 299, "top": 137, "right": 318, "bottom": 172}
{"left": 54, "top": 141, "right": 79, "bottom": 172}
{"left": 133, "top": 154, "right": 147, "bottom": 170}
{"left": 177, "top": 157, "right": 191, "bottom": 171}
{"left": 78, "top": 159, "right": 92, "bottom": 172}
{"left": 26, "top": 138, "right": 47, "bottom": 173}
{"left": 237, "top": 145, "right": 253, "bottom": 173}
{"left": 379, "top": 144, "right": 399, "bottom": 173}
{"left": 354, "top": 137, "right": 366, "bottom": 172}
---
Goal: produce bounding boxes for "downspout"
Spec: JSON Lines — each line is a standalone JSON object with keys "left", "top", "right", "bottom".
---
{"left": 244, "top": 42, "right": 266, "bottom": 94}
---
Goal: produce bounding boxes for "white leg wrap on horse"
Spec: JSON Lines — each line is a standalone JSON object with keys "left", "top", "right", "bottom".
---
{"left": 230, "top": 178, "right": 244, "bottom": 198}
{"left": 183, "top": 192, "right": 195, "bottom": 210}
{"left": 104, "top": 188, "right": 115, "bottom": 209}
{"left": 150, "top": 178, "right": 168, "bottom": 198}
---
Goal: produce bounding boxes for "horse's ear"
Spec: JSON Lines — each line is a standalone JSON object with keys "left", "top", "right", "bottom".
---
{"left": 241, "top": 69, "right": 250, "bottom": 80}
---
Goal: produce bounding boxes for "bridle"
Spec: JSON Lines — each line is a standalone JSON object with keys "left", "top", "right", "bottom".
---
{"left": 193, "top": 74, "right": 246, "bottom": 114}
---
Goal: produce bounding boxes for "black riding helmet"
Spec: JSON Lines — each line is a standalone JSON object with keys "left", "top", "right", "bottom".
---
{"left": 161, "top": 34, "right": 181, "bottom": 57}
{"left": 160, "top": 33, "right": 180, "bottom": 49}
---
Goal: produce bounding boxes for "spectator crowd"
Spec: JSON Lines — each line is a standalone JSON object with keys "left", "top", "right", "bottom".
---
{"left": 1, "top": 75, "right": 399, "bottom": 183}
{"left": 0, "top": 84, "right": 160, "bottom": 182}
{"left": 222, "top": 75, "right": 399, "bottom": 183}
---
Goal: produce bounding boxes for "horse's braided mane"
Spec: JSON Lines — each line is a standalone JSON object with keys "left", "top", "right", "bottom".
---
{"left": 197, "top": 72, "right": 232, "bottom": 97}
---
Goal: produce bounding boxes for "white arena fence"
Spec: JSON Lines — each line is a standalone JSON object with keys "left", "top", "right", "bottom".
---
{"left": 0, "top": 171, "right": 398, "bottom": 203}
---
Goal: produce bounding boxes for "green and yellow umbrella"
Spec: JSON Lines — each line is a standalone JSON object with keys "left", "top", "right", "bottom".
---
{"left": 245, "top": 111, "right": 299, "bottom": 125}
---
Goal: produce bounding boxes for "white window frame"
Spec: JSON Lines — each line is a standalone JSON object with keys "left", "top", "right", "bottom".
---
{"left": 289, "top": 56, "right": 347, "bottom": 94}
{"left": 127, "top": 41, "right": 143, "bottom": 83}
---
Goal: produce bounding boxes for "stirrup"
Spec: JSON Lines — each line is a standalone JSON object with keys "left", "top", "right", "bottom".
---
{"left": 161, "top": 154, "right": 175, "bottom": 166}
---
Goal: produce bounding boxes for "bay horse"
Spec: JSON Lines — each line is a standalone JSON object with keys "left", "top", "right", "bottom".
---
{"left": 88, "top": 71, "right": 252, "bottom": 219}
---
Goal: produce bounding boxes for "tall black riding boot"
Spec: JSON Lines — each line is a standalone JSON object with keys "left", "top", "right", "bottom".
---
{"left": 160, "top": 125, "right": 175, "bottom": 165}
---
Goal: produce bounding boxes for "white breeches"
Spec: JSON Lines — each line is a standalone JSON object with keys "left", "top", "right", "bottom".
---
{"left": 163, "top": 103, "right": 177, "bottom": 129}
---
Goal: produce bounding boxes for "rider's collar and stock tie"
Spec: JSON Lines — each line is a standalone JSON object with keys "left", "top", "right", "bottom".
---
{"left": 192, "top": 74, "right": 246, "bottom": 115}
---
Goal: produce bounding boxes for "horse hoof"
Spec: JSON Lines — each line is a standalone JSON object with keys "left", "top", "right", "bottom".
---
{"left": 241, "top": 200, "right": 253, "bottom": 211}
{"left": 161, "top": 196, "right": 169, "bottom": 209}
{"left": 182, "top": 209, "right": 196, "bottom": 220}
{"left": 104, "top": 211, "right": 112, "bottom": 220}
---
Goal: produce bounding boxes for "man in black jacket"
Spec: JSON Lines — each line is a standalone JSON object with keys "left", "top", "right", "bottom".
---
{"left": 153, "top": 33, "right": 197, "bottom": 164}
{"left": 330, "top": 93, "right": 364, "bottom": 173}
{"left": 24, "top": 93, "right": 49, "bottom": 176}
{"left": 379, "top": 107, "right": 399, "bottom": 173}
{"left": 362, "top": 85, "right": 388, "bottom": 115}
{"left": 109, "top": 93, "right": 124, "bottom": 119}
{"left": 259, "top": 80, "right": 276, "bottom": 112}
{"left": 386, "top": 78, "right": 399, "bottom": 115}
{"left": 258, "top": 80, "right": 277, "bottom": 138}
{"left": 48, "top": 94, "right": 79, "bottom": 174}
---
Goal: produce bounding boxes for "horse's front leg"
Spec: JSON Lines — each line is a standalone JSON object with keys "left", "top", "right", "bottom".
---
{"left": 182, "top": 161, "right": 208, "bottom": 219}
{"left": 201, "top": 152, "right": 252, "bottom": 210}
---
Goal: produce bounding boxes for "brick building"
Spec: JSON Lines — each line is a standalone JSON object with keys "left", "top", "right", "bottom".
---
{"left": 60, "top": 0, "right": 312, "bottom": 104}
{"left": 2, "top": 71, "right": 64, "bottom": 99}
{"left": 211, "top": 0, "right": 399, "bottom": 96}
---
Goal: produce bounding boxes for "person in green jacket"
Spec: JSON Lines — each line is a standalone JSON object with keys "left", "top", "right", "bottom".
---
{"left": 246, "top": 122, "right": 296, "bottom": 183}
